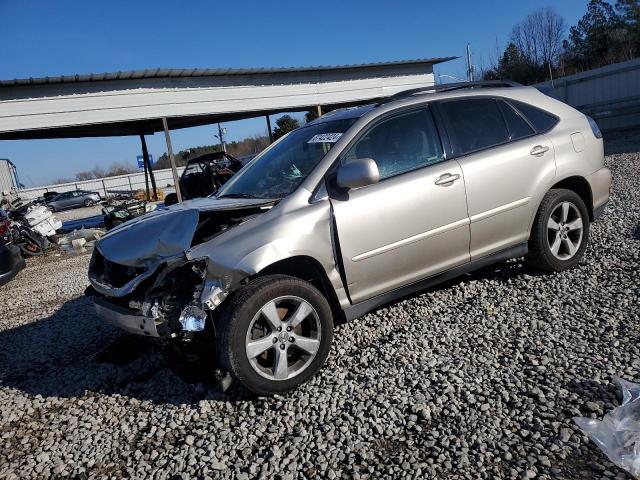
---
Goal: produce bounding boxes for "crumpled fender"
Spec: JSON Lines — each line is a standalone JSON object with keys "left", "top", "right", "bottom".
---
{"left": 97, "top": 208, "right": 199, "bottom": 268}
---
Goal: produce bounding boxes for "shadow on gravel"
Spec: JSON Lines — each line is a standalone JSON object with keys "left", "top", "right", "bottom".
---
{"left": 365, "top": 257, "right": 546, "bottom": 315}
{"left": 603, "top": 128, "right": 640, "bottom": 155}
{"left": 0, "top": 296, "right": 252, "bottom": 405}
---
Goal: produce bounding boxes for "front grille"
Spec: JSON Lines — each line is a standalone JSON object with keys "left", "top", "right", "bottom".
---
{"left": 91, "top": 249, "right": 147, "bottom": 288}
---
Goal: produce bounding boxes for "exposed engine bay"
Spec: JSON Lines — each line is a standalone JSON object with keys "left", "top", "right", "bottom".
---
{"left": 88, "top": 199, "right": 274, "bottom": 339}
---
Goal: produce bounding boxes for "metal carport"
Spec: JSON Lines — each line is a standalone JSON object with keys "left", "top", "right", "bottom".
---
{"left": 0, "top": 57, "right": 455, "bottom": 200}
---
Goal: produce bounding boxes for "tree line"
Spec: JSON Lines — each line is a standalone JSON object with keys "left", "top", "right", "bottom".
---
{"left": 153, "top": 112, "right": 319, "bottom": 169}
{"left": 483, "top": 0, "right": 640, "bottom": 85}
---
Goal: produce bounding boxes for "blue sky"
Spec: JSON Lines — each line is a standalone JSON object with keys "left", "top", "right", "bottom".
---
{"left": 0, "top": 0, "right": 588, "bottom": 186}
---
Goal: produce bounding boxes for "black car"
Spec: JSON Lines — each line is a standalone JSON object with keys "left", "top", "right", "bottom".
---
{"left": 164, "top": 152, "right": 243, "bottom": 206}
{"left": 38, "top": 191, "right": 59, "bottom": 203}
{"left": 0, "top": 209, "right": 25, "bottom": 287}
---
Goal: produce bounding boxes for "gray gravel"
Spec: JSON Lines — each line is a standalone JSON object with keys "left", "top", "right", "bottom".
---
{"left": 1, "top": 153, "right": 639, "bottom": 479}
{"left": 54, "top": 205, "right": 104, "bottom": 222}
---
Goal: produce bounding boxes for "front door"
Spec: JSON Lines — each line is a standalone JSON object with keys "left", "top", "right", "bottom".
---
{"left": 330, "top": 107, "right": 470, "bottom": 304}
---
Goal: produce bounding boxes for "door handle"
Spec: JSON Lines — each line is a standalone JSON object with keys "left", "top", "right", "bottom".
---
{"left": 434, "top": 173, "right": 461, "bottom": 186}
{"left": 530, "top": 145, "right": 549, "bottom": 156}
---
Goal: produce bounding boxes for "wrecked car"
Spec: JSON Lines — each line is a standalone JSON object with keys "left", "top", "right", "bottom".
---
{"left": 0, "top": 209, "right": 25, "bottom": 286}
{"left": 88, "top": 81, "right": 611, "bottom": 395}
{"left": 102, "top": 198, "right": 157, "bottom": 230}
{"left": 164, "top": 151, "right": 243, "bottom": 206}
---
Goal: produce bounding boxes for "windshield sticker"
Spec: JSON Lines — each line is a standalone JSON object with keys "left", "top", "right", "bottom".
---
{"left": 307, "top": 133, "right": 343, "bottom": 144}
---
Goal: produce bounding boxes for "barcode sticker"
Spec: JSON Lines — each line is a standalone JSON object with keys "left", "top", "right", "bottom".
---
{"left": 307, "top": 133, "right": 343, "bottom": 144}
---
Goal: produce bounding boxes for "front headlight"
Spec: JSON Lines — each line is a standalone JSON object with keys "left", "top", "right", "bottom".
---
{"left": 179, "top": 304, "right": 207, "bottom": 331}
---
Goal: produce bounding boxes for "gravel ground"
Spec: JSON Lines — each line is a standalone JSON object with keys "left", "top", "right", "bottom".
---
{"left": 1, "top": 153, "right": 639, "bottom": 479}
{"left": 54, "top": 205, "right": 104, "bottom": 222}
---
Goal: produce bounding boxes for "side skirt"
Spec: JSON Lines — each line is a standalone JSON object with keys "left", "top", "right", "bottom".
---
{"left": 342, "top": 243, "right": 528, "bottom": 321}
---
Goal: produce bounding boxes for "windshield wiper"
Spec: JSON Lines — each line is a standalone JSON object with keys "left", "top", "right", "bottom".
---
{"left": 217, "top": 193, "right": 260, "bottom": 199}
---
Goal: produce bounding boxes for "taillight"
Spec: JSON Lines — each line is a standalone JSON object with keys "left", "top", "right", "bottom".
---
{"left": 587, "top": 115, "right": 603, "bottom": 139}
{"left": 0, "top": 220, "right": 9, "bottom": 236}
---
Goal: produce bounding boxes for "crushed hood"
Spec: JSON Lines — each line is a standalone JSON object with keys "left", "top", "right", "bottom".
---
{"left": 96, "top": 197, "right": 274, "bottom": 267}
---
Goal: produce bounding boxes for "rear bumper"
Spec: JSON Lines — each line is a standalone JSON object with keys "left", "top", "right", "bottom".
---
{"left": 0, "top": 244, "right": 26, "bottom": 287}
{"left": 94, "top": 297, "right": 161, "bottom": 337}
{"left": 587, "top": 167, "right": 612, "bottom": 219}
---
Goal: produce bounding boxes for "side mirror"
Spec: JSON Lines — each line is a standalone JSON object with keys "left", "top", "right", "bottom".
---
{"left": 336, "top": 158, "right": 380, "bottom": 190}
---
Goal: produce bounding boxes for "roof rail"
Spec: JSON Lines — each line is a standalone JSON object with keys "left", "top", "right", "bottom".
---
{"left": 380, "top": 80, "right": 521, "bottom": 105}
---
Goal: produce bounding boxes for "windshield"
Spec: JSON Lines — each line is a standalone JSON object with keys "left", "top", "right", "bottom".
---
{"left": 217, "top": 119, "right": 356, "bottom": 199}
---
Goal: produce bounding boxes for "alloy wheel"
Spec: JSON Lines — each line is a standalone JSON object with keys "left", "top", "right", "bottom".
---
{"left": 245, "top": 296, "right": 321, "bottom": 381}
{"left": 547, "top": 201, "right": 584, "bottom": 260}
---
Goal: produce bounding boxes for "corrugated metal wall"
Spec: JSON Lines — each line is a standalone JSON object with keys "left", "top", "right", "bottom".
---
{"left": 536, "top": 58, "right": 640, "bottom": 131}
{"left": 18, "top": 166, "right": 186, "bottom": 199}
{"left": 0, "top": 159, "right": 18, "bottom": 193}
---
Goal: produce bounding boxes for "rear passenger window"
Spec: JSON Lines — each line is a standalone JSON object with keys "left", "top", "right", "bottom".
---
{"left": 440, "top": 99, "right": 509, "bottom": 156}
{"left": 342, "top": 108, "right": 443, "bottom": 180}
{"left": 498, "top": 100, "right": 535, "bottom": 140}
{"left": 510, "top": 100, "right": 559, "bottom": 132}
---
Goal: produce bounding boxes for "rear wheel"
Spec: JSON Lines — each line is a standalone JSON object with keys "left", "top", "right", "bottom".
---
{"left": 527, "top": 189, "right": 590, "bottom": 271}
{"left": 217, "top": 275, "right": 333, "bottom": 395}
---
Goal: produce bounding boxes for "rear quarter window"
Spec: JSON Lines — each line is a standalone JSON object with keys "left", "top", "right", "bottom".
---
{"left": 509, "top": 100, "right": 559, "bottom": 133}
{"left": 498, "top": 100, "right": 535, "bottom": 141}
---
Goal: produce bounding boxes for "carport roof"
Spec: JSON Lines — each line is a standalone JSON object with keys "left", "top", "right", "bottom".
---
{"left": 0, "top": 57, "right": 456, "bottom": 87}
{"left": 0, "top": 57, "right": 456, "bottom": 139}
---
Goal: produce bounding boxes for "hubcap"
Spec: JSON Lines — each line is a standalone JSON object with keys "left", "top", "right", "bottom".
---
{"left": 547, "top": 201, "right": 583, "bottom": 260}
{"left": 245, "top": 296, "right": 321, "bottom": 381}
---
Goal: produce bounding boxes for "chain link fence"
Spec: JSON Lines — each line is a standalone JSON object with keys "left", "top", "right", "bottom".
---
{"left": 18, "top": 167, "right": 186, "bottom": 199}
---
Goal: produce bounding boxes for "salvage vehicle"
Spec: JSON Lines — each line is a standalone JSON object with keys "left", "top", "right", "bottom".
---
{"left": 47, "top": 190, "right": 101, "bottom": 211}
{"left": 8, "top": 198, "right": 62, "bottom": 238}
{"left": 164, "top": 152, "right": 243, "bottom": 206}
{"left": 0, "top": 209, "right": 25, "bottom": 286}
{"left": 102, "top": 198, "right": 157, "bottom": 230}
{"left": 5, "top": 199, "right": 60, "bottom": 256}
{"left": 88, "top": 81, "right": 612, "bottom": 395}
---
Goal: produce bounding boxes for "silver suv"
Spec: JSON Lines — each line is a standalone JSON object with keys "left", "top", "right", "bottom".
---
{"left": 88, "top": 81, "right": 612, "bottom": 395}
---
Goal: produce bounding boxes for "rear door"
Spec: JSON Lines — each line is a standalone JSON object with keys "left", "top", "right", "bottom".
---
{"left": 330, "top": 107, "right": 470, "bottom": 303}
{"left": 438, "top": 97, "right": 556, "bottom": 260}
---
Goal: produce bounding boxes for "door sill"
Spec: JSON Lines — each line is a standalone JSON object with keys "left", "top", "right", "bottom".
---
{"left": 343, "top": 243, "right": 528, "bottom": 321}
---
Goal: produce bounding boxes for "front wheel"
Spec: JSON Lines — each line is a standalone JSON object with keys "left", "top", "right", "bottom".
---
{"left": 527, "top": 188, "right": 590, "bottom": 272}
{"left": 83, "top": 199, "right": 93, "bottom": 207}
{"left": 217, "top": 275, "right": 334, "bottom": 395}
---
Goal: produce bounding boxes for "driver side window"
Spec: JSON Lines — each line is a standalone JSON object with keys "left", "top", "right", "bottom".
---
{"left": 342, "top": 108, "right": 444, "bottom": 180}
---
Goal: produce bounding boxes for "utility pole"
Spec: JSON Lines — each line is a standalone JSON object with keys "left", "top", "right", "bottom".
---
{"left": 217, "top": 123, "right": 227, "bottom": 152}
{"left": 547, "top": 62, "right": 555, "bottom": 88}
{"left": 466, "top": 44, "right": 474, "bottom": 82}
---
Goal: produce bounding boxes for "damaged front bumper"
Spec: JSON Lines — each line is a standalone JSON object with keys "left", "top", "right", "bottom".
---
{"left": 88, "top": 252, "right": 230, "bottom": 339}
{"left": 94, "top": 296, "right": 162, "bottom": 337}
{"left": 86, "top": 198, "right": 274, "bottom": 338}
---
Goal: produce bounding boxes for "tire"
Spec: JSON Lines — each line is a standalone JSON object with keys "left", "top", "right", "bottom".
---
{"left": 83, "top": 199, "right": 93, "bottom": 207}
{"left": 527, "top": 188, "right": 590, "bottom": 272}
{"left": 18, "top": 229, "right": 45, "bottom": 257}
{"left": 217, "top": 274, "right": 334, "bottom": 395}
{"left": 164, "top": 193, "right": 178, "bottom": 206}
